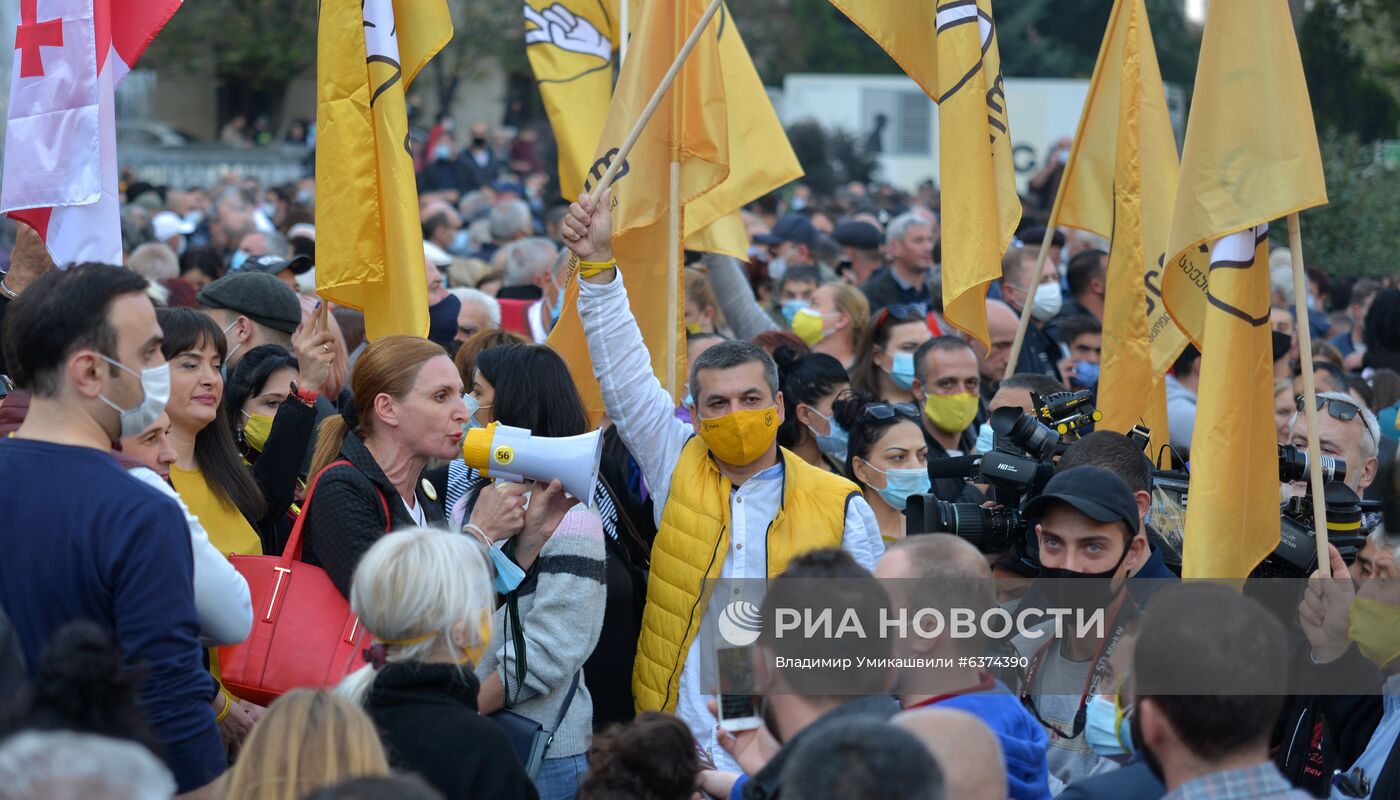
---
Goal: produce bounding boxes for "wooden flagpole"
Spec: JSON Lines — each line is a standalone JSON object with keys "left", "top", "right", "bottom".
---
{"left": 1288, "top": 213, "right": 1331, "bottom": 577}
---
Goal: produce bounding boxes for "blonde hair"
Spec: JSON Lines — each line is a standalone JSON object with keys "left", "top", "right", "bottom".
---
{"left": 829, "top": 282, "right": 871, "bottom": 343}
{"left": 339, "top": 527, "right": 495, "bottom": 705}
{"left": 685, "top": 266, "right": 726, "bottom": 331}
{"left": 221, "top": 689, "right": 389, "bottom": 800}
{"left": 311, "top": 336, "right": 447, "bottom": 474}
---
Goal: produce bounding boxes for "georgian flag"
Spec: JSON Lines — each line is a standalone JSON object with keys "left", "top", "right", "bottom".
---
{"left": 2, "top": 0, "right": 182, "bottom": 267}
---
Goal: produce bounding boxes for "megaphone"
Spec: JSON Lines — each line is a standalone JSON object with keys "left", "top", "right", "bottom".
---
{"left": 461, "top": 421, "right": 602, "bottom": 504}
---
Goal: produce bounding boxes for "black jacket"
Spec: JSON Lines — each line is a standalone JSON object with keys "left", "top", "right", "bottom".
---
{"left": 922, "top": 422, "right": 985, "bottom": 504}
{"left": 742, "top": 695, "right": 900, "bottom": 800}
{"left": 301, "top": 430, "right": 446, "bottom": 597}
{"left": 1059, "top": 760, "right": 1163, "bottom": 800}
{"left": 367, "top": 662, "right": 538, "bottom": 800}
{"left": 247, "top": 396, "right": 318, "bottom": 555}
{"left": 1276, "top": 642, "right": 1391, "bottom": 798}
{"left": 859, "top": 267, "right": 930, "bottom": 314}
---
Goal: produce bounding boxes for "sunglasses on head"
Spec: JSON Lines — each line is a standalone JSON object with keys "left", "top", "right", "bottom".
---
{"left": 862, "top": 402, "right": 919, "bottom": 421}
{"left": 874, "top": 304, "right": 926, "bottom": 331}
{"left": 1296, "top": 394, "right": 1360, "bottom": 422}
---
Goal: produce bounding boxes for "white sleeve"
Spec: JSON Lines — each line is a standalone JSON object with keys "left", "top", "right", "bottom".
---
{"left": 128, "top": 467, "right": 253, "bottom": 647}
{"left": 577, "top": 269, "right": 694, "bottom": 523}
{"left": 841, "top": 494, "right": 886, "bottom": 572}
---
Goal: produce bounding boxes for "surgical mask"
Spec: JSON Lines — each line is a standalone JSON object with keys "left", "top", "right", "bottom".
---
{"left": 183, "top": 210, "right": 204, "bottom": 226}
{"left": 260, "top": 202, "right": 278, "bottom": 219}
{"left": 486, "top": 543, "right": 527, "bottom": 594}
{"left": 550, "top": 285, "right": 566, "bottom": 319}
{"left": 780, "top": 299, "right": 809, "bottom": 327}
{"left": 450, "top": 228, "right": 471, "bottom": 254}
{"left": 922, "top": 392, "right": 979, "bottom": 434}
{"left": 885, "top": 351, "right": 916, "bottom": 390}
{"left": 229, "top": 249, "right": 249, "bottom": 272}
{"left": 1030, "top": 282, "right": 1062, "bottom": 322}
{"left": 863, "top": 462, "right": 931, "bottom": 511}
{"left": 240, "top": 412, "right": 274, "bottom": 452}
{"left": 973, "top": 422, "right": 995, "bottom": 454}
{"left": 768, "top": 258, "right": 788, "bottom": 282}
{"left": 805, "top": 408, "right": 848, "bottom": 462}
{"left": 1074, "top": 360, "right": 1100, "bottom": 387}
{"left": 294, "top": 189, "right": 314, "bottom": 206}
{"left": 1348, "top": 597, "right": 1400, "bottom": 668}
{"left": 221, "top": 318, "right": 243, "bottom": 370}
{"left": 98, "top": 358, "right": 170, "bottom": 439}
{"left": 1085, "top": 693, "right": 1135, "bottom": 757}
{"left": 697, "top": 406, "right": 780, "bottom": 465}
{"left": 791, "top": 307, "right": 831, "bottom": 346}
{"left": 461, "top": 393, "right": 484, "bottom": 431}
{"left": 174, "top": 236, "right": 187, "bottom": 257}
{"left": 686, "top": 322, "right": 704, "bottom": 335}
{"left": 435, "top": 144, "right": 453, "bottom": 160}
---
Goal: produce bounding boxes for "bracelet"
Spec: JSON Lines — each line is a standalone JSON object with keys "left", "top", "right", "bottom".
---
{"left": 577, "top": 258, "right": 617, "bottom": 278}
{"left": 215, "top": 691, "right": 233, "bottom": 723}
{"left": 464, "top": 523, "right": 494, "bottom": 547}
{"left": 288, "top": 381, "right": 318, "bottom": 408}
{"left": 0, "top": 276, "right": 16, "bottom": 301}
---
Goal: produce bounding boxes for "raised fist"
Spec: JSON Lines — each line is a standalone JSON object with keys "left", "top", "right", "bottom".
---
{"left": 525, "top": 4, "right": 613, "bottom": 62}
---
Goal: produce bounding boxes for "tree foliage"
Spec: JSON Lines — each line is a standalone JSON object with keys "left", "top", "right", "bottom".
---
{"left": 1294, "top": 134, "right": 1400, "bottom": 277}
{"left": 784, "top": 121, "right": 879, "bottom": 195}
{"left": 1298, "top": 0, "right": 1400, "bottom": 142}
{"left": 429, "top": 0, "right": 525, "bottom": 114}
{"left": 144, "top": 0, "right": 317, "bottom": 92}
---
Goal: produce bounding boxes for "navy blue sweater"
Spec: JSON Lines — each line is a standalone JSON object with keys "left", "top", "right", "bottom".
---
{"left": 0, "top": 438, "right": 225, "bottom": 792}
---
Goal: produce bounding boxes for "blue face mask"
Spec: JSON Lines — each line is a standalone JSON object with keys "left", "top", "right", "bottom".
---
{"left": 973, "top": 422, "right": 995, "bottom": 454}
{"left": 450, "top": 228, "right": 471, "bottom": 254}
{"left": 1084, "top": 693, "right": 1135, "bottom": 758}
{"left": 865, "top": 463, "right": 931, "bottom": 511}
{"left": 461, "top": 393, "right": 482, "bottom": 431}
{"left": 486, "top": 544, "right": 527, "bottom": 594}
{"left": 886, "top": 351, "right": 917, "bottom": 390}
{"left": 229, "top": 249, "right": 249, "bottom": 272}
{"left": 1074, "top": 360, "right": 1100, "bottom": 387}
{"left": 780, "top": 299, "right": 810, "bottom": 326}
{"left": 806, "top": 409, "right": 848, "bottom": 462}
{"left": 550, "top": 285, "right": 566, "bottom": 318}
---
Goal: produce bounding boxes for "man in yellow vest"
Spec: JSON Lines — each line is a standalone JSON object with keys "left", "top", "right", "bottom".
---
{"left": 563, "top": 192, "right": 885, "bottom": 768}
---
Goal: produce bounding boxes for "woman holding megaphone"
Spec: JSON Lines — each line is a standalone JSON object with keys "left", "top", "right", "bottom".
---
{"left": 301, "top": 336, "right": 548, "bottom": 599}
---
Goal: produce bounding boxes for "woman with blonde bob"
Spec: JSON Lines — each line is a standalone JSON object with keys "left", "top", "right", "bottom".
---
{"left": 218, "top": 689, "right": 389, "bottom": 800}
{"left": 340, "top": 527, "right": 536, "bottom": 800}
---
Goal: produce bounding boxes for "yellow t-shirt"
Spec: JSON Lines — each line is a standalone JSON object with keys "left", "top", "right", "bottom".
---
{"left": 170, "top": 465, "right": 262, "bottom": 557}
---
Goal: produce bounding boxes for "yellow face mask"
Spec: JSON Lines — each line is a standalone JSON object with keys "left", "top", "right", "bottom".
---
{"left": 686, "top": 322, "right": 704, "bottom": 335}
{"left": 1348, "top": 597, "right": 1400, "bottom": 669}
{"left": 922, "top": 392, "right": 979, "bottom": 434}
{"left": 698, "top": 406, "right": 780, "bottom": 466}
{"left": 790, "top": 307, "right": 830, "bottom": 346}
{"left": 240, "top": 412, "right": 274, "bottom": 452}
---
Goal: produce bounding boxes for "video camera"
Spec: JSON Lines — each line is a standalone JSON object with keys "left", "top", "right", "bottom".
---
{"left": 906, "top": 390, "right": 1099, "bottom": 556}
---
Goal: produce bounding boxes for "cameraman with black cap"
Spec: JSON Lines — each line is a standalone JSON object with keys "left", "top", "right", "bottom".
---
{"left": 1011, "top": 466, "right": 1149, "bottom": 790}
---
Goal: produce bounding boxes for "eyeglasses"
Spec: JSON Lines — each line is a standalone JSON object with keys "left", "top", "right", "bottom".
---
{"left": 873, "top": 304, "right": 926, "bottom": 331}
{"left": 862, "top": 402, "right": 919, "bottom": 421}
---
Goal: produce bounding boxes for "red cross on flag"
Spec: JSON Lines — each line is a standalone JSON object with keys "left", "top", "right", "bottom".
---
{"left": 2, "top": 0, "right": 182, "bottom": 267}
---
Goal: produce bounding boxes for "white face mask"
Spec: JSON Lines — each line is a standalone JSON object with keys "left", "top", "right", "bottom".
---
{"left": 1031, "top": 281, "right": 1063, "bottom": 322}
{"left": 99, "top": 357, "right": 171, "bottom": 439}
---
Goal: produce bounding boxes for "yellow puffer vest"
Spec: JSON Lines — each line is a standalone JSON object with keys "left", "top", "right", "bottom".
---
{"left": 633, "top": 437, "right": 859, "bottom": 713}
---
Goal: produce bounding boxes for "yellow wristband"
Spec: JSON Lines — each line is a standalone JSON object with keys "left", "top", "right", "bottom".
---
{"left": 215, "top": 691, "right": 232, "bottom": 723}
{"left": 577, "top": 258, "right": 617, "bottom": 278}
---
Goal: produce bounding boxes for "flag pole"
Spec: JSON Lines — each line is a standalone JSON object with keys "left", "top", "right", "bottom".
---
{"left": 619, "top": 0, "right": 630, "bottom": 66}
{"left": 587, "top": 0, "right": 723, "bottom": 200}
{"left": 667, "top": 161, "right": 681, "bottom": 397}
{"left": 1288, "top": 213, "right": 1331, "bottom": 577}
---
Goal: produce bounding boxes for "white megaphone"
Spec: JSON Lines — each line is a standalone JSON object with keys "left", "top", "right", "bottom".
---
{"left": 461, "top": 422, "right": 602, "bottom": 504}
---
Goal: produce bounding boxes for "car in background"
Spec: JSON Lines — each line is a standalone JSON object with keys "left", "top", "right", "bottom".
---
{"left": 117, "top": 121, "right": 198, "bottom": 148}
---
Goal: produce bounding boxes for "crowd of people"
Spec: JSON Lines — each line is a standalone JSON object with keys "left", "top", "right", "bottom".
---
{"left": 0, "top": 126, "right": 1398, "bottom": 800}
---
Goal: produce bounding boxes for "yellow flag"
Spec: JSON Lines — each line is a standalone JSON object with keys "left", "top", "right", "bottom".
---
{"left": 548, "top": 2, "right": 802, "bottom": 415}
{"left": 830, "top": 0, "right": 1021, "bottom": 345}
{"left": 526, "top": 0, "right": 619, "bottom": 201}
{"left": 1051, "top": 0, "right": 1189, "bottom": 462}
{"left": 1162, "top": 0, "right": 1327, "bottom": 347}
{"left": 315, "top": 0, "right": 450, "bottom": 340}
{"left": 1168, "top": 0, "right": 1327, "bottom": 579}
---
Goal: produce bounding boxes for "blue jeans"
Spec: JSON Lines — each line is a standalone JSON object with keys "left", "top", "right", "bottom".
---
{"left": 534, "top": 753, "right": 588, "bottom": 800}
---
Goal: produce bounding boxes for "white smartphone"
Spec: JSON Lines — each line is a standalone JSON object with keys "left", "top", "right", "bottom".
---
{"left": 716, "top": 645, "right": 762, "bottom": 732}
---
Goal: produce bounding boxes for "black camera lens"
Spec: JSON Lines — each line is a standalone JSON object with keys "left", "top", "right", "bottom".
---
{"left": 1277, "top": 443, "right": 1346, "bottom": 485}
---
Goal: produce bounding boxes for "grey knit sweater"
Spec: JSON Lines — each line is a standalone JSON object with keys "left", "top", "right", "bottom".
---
{"left": 476, "top": 505, "right": 607, "bottom": 758}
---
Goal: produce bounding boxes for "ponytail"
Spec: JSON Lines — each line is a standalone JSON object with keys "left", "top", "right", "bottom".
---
{"left": 311, "top": 414, "right": 350, "bottom": 476}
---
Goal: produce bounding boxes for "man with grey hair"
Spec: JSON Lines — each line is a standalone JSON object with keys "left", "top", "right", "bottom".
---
{"left": 487, "top": 199, "right": 533, "bottom": 250}
{"left": 449, "top": 287, "right": 501, "bottom": 342}
{"left": 1286, "top": 391, "right": 1380, "bottom": 500}
{"left": 861, "top": 211, "right": 935, "bottom": 313}
{"left": 496, "top": 235, "right": 559, "bottom": 303}
{"left": 127, "top": 242, "right": 180, "bottom": 281}
{"left": 562, "top": 191, "right": 882, "bottom": 772}
{"left": 0, "top": 731, "right": 176, "bottom": 800}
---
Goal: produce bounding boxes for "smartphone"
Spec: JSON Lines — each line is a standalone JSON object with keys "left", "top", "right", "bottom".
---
{"left": 716, "top": 646, "right": 762, "bottom": 732}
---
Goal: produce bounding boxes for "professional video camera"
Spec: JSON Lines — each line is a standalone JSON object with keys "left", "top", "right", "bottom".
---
{"left": 906, "top": 390, "right": 1100, "bottom": 555}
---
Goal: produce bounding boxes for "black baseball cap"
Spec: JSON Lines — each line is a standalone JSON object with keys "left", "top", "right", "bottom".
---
{"left": 833, "top": 220, "right": 882, "bottom": 250}
{"left": 754, "top": 214, "right": 819, "bottom": 249}
{"left": 1018, "top": 225, "right": 1066, "bottom": 247}
{"left": 241, "top": 253, "right": 313, "bottom": 277}
{"left": 1023, "top": 466, "right": 1140, "bottom": 533}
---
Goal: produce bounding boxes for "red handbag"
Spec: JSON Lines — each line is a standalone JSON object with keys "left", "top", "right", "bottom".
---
{"left": 217, "top": 460, "right": 389, "bottom": 706}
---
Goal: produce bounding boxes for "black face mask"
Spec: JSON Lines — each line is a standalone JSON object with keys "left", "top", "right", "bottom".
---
{"left": 472, "top": 136, "right": 488, "bottom": 148}
{"left": 1035, "top": 535, "right": 1133, "bottom": 613}
{"left": 1132, "top": 704, "right": 1166, "bottom": 785}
